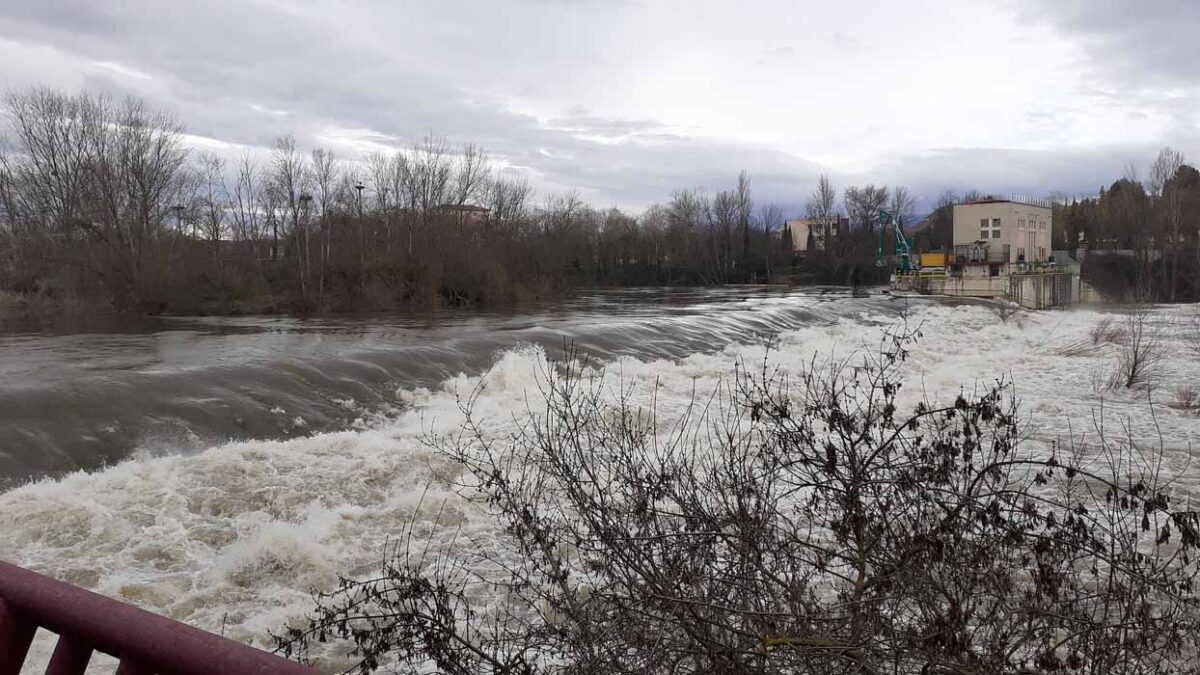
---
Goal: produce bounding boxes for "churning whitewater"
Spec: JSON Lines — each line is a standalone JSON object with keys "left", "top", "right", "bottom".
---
{"left": 2, "top": 293, "right": 1199, "bottom": 672}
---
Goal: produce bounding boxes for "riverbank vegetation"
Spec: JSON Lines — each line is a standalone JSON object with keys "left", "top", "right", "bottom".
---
{"left": 0, "top": 87, "right": 898, "bottom": 317}
{"left": 277, "top": 329, "right": 1200, "bottom": 674}
{"left": 1054, "top": 154, "right": 1200, "bottom": 302}
{"left": 7, "top": 86, "right": 1196, "bottom": 316}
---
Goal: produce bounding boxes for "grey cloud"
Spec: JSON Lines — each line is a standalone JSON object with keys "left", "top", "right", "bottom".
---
{"left": 1013, "top": 0, "right": 1200, "bottom": 85}
{"left": 546, "top": 108, "right": 674, "bottom": 138}
{"left": 2, "top": 0, "right": 1196, "bottom": 215}
{"left": 872, "top": 144, "right": 1180, "bottom": 214}
{"left": 2, "top": 0, "right": 825, "bottom": 209}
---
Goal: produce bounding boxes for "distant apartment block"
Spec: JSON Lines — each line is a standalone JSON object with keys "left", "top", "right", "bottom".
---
{"left": 952, "top": 197, "right": 1052, "bottom": 264}
{"left": 785, "top": 216, "right": 848, "bottom": 253}
{"left": 433, "top": 204, "right": 491, "bottom": 223}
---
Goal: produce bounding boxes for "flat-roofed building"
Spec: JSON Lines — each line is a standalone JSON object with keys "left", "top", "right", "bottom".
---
{"left": 952, "top": 197, "right": 1052, "bottom": 264}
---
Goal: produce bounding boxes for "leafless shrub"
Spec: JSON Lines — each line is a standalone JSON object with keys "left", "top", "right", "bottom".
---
{"left": 279, "top": 329, "right": 1200, "bottom": 674}
{"left": 1107, "top": 306, "right": 1165, "bottom": 390}
{"left": 989, "top": 300, "right": 1020, "bottom": 324}
{"left": 1050, "top": 315, "right": 1125, "bottom": 358}
{"left": 1184, "top": 310, "right": 1200, "bottom": 361}
{"left": 1052, "top": 336, "right": 1100, "bottom": 358}
{"left": 1090, "top": 316, "right": 1126, "bottom": 345}
{"left": 1171, "top": 386, "right": 1200, "bottom": 415}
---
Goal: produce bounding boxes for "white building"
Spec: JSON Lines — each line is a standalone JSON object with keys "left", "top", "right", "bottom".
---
{"left": 952, "top": 198, "right": 1052, "bottom": 264}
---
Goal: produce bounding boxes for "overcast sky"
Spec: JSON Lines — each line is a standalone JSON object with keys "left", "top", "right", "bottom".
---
{"left": 2, "top": 0, "right": 1198, "bottom": 214}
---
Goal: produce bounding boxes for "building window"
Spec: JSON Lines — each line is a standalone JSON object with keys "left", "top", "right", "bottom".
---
{"left": 1018, "top": 219, "right": 1025, "bottom": 229}
{"left": 992, "top": 229, "right": 1001, "bottom": 239}
{"left": 980, "top": 218, "right": 988, "bottom": 229}
{"left": 992, "top": 218, "right": 1001, "bottom": 228}
{"left": 980, "top": 230, "right": 990, "bottom": 240}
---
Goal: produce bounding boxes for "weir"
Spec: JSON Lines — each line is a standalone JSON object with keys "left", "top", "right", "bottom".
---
{"left": 891, "top": 268, "right": 1083, "bottom": 309}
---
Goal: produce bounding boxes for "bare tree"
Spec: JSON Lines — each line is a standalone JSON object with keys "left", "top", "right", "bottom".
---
{"left": 734, "top": 171, "right": 753, "bottom": 279}
{"left": 758, "top": 202, "right": 785, "bottom": 280}
{"left": 887, "top": 185, "right": 915, "bottom": 226}
{"left": 805, "top": 173, "right": 838, "bottom": 251}
{"left": 193, "top": 152, "right": 226, "bottom": 260}
{"left": 1123, "top": 159, "right": 1141, "bottom": 184}
{"left": 1153, "top": 152, "right": 1195, "bottom": 301}
{"left": 1147, "top": 147, "right": 1184, "bottom": 198}
{"left": 411, "top": 133, "right": 452, "bottom": 215}
{"left": 2, "top": 88, "right": 94, "bottom": 232}
{"left": 486, "top": 175, "right": 533, "bottom": 225}
{"left": 665, "top": 188, "right": 713, "bottom": 281}
{"left": 4, "top": 90, "right": 189, "bottom": 305}
{"left": 844, "top": 183, "right": 888, "bottom": 231}
{"left": 310, "top": 148, "right": 339, "bottom": 300}
{"left": 366, "top": 151, "right": 395, "bottom": 214}
{"left": 452, "top": 143, "right": 490, "bottom": 208}
{"left": 711, "top": 188, "right": 738, "bottom": 280}
{"left": 268, "top": 135, "right": 309, "bottom": 262}
{"left": 227, "top": 153, "right": 263, "bottom": 244}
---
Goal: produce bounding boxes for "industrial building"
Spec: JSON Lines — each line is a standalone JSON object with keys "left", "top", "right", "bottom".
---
{"left": 952, "top": 198, "right": 1053, "bottom": 264}
{"left": 890, "top": 196, "right": 1083, "bottom": 309}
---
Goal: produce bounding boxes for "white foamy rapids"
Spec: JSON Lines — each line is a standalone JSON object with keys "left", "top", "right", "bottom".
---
{"left": 2, "top": 303, "right": 1199, "bottom": 673}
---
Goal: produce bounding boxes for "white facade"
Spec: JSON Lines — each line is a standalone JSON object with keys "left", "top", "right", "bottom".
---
{"left": 952, "top": 200, "right": 1053, "bottom": 263}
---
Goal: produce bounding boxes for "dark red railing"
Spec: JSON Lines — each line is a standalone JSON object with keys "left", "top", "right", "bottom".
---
{"left": 0, "top": 560, "right": 319, "bottom": 675}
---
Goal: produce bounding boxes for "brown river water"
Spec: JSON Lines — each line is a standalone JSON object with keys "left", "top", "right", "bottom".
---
{"left": 0, "top": 287, "right": 892, "bottom": 489}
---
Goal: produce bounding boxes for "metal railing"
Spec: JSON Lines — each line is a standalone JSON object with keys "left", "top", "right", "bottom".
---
{"left": 0, "top": 560, "right": 318, "bottom": 675}
{"left": 898, "top": 263, "right": 1069, "bottom": 280}
{"left": 952, "top": 244, "right": 1010, "bottom": 264}
{"left": 892, "top": 270, "right": 948, "bottom": 279}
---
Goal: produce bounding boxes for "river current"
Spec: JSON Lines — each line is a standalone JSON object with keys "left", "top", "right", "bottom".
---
{"left": 1, "top": 288, "right": 1198, "bottom": 672}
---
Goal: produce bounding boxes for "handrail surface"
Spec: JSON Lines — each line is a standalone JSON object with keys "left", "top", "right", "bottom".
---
{"left": 0, "top": 560, "right": 319, "bottom": 675}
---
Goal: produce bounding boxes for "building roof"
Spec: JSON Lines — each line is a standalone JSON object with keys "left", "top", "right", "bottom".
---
{"left": 957, "top": 195, "right": 1053, "bottom": 209}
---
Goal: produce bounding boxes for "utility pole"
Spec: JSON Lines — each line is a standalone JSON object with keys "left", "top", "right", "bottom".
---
{"left": 299, "top": 193, "right": 313, "bottom": 305}
{"left": 355, "top": 182, "right": 365, "bottom": 292}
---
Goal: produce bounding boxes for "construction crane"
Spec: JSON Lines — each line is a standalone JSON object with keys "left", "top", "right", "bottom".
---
{"left": 875, "top": 210, "right": 915, "bottom": 272}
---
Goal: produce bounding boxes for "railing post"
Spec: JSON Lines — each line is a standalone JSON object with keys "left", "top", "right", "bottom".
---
{"left": 0, "top": 593, "right": 37, "bottom": 672}
{"left": 0, "top": 598, "right": 37, "bottom": 675}
{"left": 114, "top": 661, "right": 154, "bottom": 675}
{"left": 45, "top": 635, "right": 93, "bottom": 675}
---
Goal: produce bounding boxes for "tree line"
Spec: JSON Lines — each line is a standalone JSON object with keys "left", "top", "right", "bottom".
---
{"left": 0, "top": 87, "right": 941, "bottom": 316}
{"left": 22, "top": 86, "right": 1191, "bottom": 314}
{"left": 0, "top": 88, "right": 787, "bottom": 315}
{"left": 1055, "top": 149, "right": 1200, "bottom": 302}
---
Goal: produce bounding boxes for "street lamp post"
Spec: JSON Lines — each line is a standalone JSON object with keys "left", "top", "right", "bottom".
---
{"left": 170, "top": 204, "right": 185, "bottom": 235}
{"left": 355, "top": 183, "right": 365, "bottom": 290}
{"left": 298, "top": 193, "right": 313, "bottom": 301}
